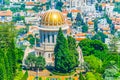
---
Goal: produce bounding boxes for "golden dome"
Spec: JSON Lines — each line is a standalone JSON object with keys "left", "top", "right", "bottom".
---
{"left": 41, "top": 9, "right": 65, "bottom": 26}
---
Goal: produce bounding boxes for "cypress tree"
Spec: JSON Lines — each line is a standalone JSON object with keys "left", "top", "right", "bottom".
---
{"left": 79, "top": 72, "right": 85, "bottom": 80}
{"left": 0, "top": 23, "right": 17, "bottom": 80}
{"left": 67, "top": 36, "right": 79, "bottom": 68}
{"left": 0, "top": 50, "right": 6, "bottom": 80}
{"left": 0, "top": 64, "right": 5, "bottom": 80}
{"left": 54, "top": 28, "right": 76, "bottom": 73}
{"left": 76, "top": 13, "right": 82, "bottom": 21}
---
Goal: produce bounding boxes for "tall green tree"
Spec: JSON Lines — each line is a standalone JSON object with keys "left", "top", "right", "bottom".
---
{"left": 95, "top": 3, "right": 99, "bottom": 10}
{"left": 35, "top": 56, "right": 46, "bottom": 70}
{"left": 0, "top": 64, "right": 5, "bottom": 80}
{"left": 99, "top": 5, "right": 102, "bottom": 12}
{"left": 79, "top": 72, "right": 85, "bottom": 80}
{"left": 75, "top": 13, "right": 84, "bottom": 26}
{"left": 97, "top": 0, "right": 102, "bottom": 3}
{"left": 93, "top": 19, "right": 98, "bottom": 32}
{"left": 76, "top": 13, "right": 82, "bottom": 21}
{"left": 67, "top": 36, "right": 79, "bottom": 68}
{"left": 109, "top": 36, "right": 118, "bottom": 53}
{"left": 82, "top": 24, "right": 88, "bottom": 33}
{"left": 55, "top": 1, "right": 63, "bottom": 11}
{"left": 79, "top": 39, "right": 108, "bottom": 56}
{"left": 84, "top": 55, "right": 102, "bottom": 72}
{"left": 67, "top": 12, "right": 73, "bottom": 21}
{"left": 54, "top": 28, "right": 76, "bottom": 73}
{"left": 92, "top": 32, "right": 108, "bottom": 42}
{"left": 25, "top": 53, "right": 36, "bottom": 70}
{"left": 0, "top": 23, "right": 23, "bottom": 80}
{"left": 4, "top": 0, "right": 10, "bottom": 5}
{"left": 32, "top": 6, "right": 39, "bottom": 12}
{"left": 20, "top": 4, "right": 25, "bottom": 11}
{"left": 104, "top": 14, "right": 112, "bottom": 24}
{"left": 86, "top": 72, "right": 96, "bottom": 80}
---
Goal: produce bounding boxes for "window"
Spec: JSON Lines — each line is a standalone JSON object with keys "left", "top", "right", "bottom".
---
{"left": 40, "top": 32, "right": 42, "bottom": 42}
{"left": 77, "top": 1, "right": 79, "bottom": 6}
{"left": 44, "top": 34, "right": 45, "bottom": 42}
{"left": 39, "top": 52, "right": 41, "bottom": 56}
{"left": 52, "top": 35, "right": 54, "bottom": 43}
{"left": 48, "top": 54, "right": 50, "bottom": 58}
{"left": 48, "top": 34, "right": 50, "bottom": 43}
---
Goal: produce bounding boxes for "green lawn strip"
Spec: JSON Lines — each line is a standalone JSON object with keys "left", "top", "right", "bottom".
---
{"left": 46, "top": 77, "right": 61, "bottom": 80}
{"left": 52, "top": 70, "right": 76, "bottom": 76}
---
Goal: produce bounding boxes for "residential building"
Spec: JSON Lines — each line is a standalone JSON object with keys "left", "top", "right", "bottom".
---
{"left": 25, "top": 2, "right": 35, "bottom": 9}
{"left": 98, "top": 19, "right": 110, "bottom": 34}
{"left": 0, "top": 10, "right": 12, "bottom": 22}
{"left": 25, "top": 17, "right": 40, "bottom": 25}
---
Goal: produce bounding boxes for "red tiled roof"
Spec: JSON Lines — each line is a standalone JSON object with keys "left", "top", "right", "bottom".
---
{"left": 62, "top": 10, "right": 68, "bottom": 15}
{"left": 26, "top": 2, "right": 34, "bottom": 6}
{"left": 102, "top": 27, "right": 110, "bottom": 31}
{"left": 15, "top": 25, "right": 26, "bottom": 30}
{"left": 88, "top": 21, "right": 94, "bottom": 25}
{"left": 75, "top": 33, "right": 86, "bottom": 37}
{"left": 71, "top": 9, "right": 80, "bottom": 13}
{"left": 103, "top": 32, "right": 110, "bottom": 35}
{"left": 101, "top": 3, "right": 106, "bottom": 7}
{"left": 67, "top": 28, "right": 71, "bottom": 34}
{"left": 40, "top": 0, "right": 47, "bottom": 3}
{"left": 66, "top": 20, "right": 72, "bottom": 25}
{"left": 76, "top": 38, "right": 86, "bottom": 41}
{"left": 115, "top": 25, "right": 120, "bottom": 29}
{"left": 0, "top": 10, "right": 12, "bottom": 16}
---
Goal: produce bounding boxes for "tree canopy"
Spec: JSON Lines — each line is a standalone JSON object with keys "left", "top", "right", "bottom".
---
{"left": 35, "top": 56, "right": 46, "bottom": 70}
{"left": 67, "top": 36, "right": 79, "bottom": 68}
{"left": 82, "top": 24, "right": 88, "bottom": 33}
{"left": 91, "top": 32, "right": 108, "bottom": 42}
{"left": 55, "top": 1, "right": 63, "bottom": 11}
{"left": 25, "top": 53, "right": 46, "bottom": 70}
{"left": 0, "top": 23, "right": 24, "bottom": 80}
{"left": 79, "top": 39, "right": 108, "bottom": 56}
{"left": 84, "top": 55, "right": 102, "bottom": 72}
{"left": 54, "top": 28, "right": 78, "bottom": 73}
